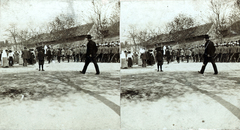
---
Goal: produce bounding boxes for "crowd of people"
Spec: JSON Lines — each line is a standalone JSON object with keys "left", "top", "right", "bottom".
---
{"left": 120, "top": 39, "right": 240, "bottom": 70}
{"left": 36, "top": 41, "right": 120, "bottom": 64}
{"left": 0, "top": 48, "right": 36, "bottom": 68}
{"left": 120, "top": 49, "right": 156, "bottom": 69}
{"left": 162, "top": 40, "right": 240, "bottom": 64}
{"left": 0, "top": 40, "right": 120, "bottom": 69}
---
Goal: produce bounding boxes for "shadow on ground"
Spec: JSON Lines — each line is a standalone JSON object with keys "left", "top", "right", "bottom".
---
{"left": 121, "top": 71, "right": 240, "bottom": 102}
{"left": 0, "top": 71, "right": 120, "bottom": 101}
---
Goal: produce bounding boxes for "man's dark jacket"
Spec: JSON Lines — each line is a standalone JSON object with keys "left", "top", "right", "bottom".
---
{"left": 38, "top": 51, "right": 45, "bottom": 60}
{"left": 204, "top": 40, "right": 215, "bottom": 57}
{"left": 86, "top": 40, "right": 98, "bottom": 57}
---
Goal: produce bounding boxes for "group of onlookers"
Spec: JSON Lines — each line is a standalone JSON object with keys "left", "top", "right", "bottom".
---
{"left": 0, "top": 47, "right": 35, "bottom": 68}
{"left": 120, "top": 40, "right": 240, "bottom": 70}
{"left": 163, "top": 41, "right": 240, "bottom": 64}
{"left": 36, "top": 41, "right": 120, "bottom": 64}
{"left": 120, "top": 48, "right": 155, "bottom": 69}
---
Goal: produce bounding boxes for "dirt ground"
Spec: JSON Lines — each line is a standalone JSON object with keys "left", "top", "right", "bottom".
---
{"left": 0, "top": 62, "right": 120, "bottom": 129}
{"left": 1, "top": 61, "right": 240, "bottom": 129}
{"left": 121, "top": 62, "right": 240, "bottom": 129}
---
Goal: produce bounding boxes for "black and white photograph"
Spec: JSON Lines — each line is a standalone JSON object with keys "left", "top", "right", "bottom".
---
{"left": 1, "top": 0, "right": 240, "bottom": 129}
{"left": 120, "top": 0, "right": 240, "bottom": 129}
{"left": 0, "top": 0, "right": 120, "bottom": 129}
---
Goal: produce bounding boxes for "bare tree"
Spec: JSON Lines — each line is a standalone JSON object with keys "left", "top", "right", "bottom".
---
{"left": 6, "top": 24, "right": 18, "bottom": 45}
{"left": 47, "top": 14, "right": 76, "bottom": 44}
{"left": 87, "top": 0, "right": 120, "bottom": 43}
{"left": 227, "top": 0, "right": 240, "bottom": 35}
{"left": 88, "top": 0, "right": 109, "bottom": 42}
{"left": 208, "top": 0, "right": 231, "bottom": 41}
{"left": 166, "top": 13, "right": 196, "bottom": 43}
{"left": 167, "top": 14, "right": 195, "bottom": 33}
{"left": 146, "top": 23, "right": 163, "bottom": 40}
{"left": 109, "top": 0, "right": 120, "bottom": 24}
{"left": 5, "top": 24, "right": 19, "bottom": 49}
{"left": 128, "top": 24, "right": 139, "bottom": 51}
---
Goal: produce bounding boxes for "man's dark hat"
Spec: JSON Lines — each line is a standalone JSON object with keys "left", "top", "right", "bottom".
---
{"left": 204, "top": 35, "right": 210, "bottom": 39}
{"left": 86, "top": 35, "right": 92, "bottom": 39}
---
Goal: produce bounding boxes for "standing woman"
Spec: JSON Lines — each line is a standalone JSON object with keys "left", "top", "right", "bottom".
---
{"left": 61, "top": 48, "right": 65, "bottom": 62}
{"left": 137, "top": 51, "right": 142, "bottom": 66}
{"left": 38, "top": 49, "right": 45, "bottom": 71}
{"left": 18, "top": 51, "right": 23, "bottom": 65}
{"left": 8, "top": 50, "right": 14, "bottom": 66}
{"left": 1, "top": 50, "right": 9, "bottom": 67}
{"left": 120, "top": 50, "right": 128, "bottom": 69}
{"left": 14, "top": 51, "right": 18, "bottom": 64}
{"left": 127, "top": 51, "right": 133, "bottom": 67}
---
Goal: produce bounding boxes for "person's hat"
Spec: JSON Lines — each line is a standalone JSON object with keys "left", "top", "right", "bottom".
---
{"left": 85, "top": 35, "right": 92, "bottom": 39}
{"left": 203, "top": 35, "right": 210, "bottom": 39}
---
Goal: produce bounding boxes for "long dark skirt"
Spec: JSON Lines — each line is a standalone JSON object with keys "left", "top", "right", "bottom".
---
{"left": 9, "top": 57, "right": 14, "bottom": 66}
{"left": 128, "top": 58, "right": 133, "bottom": 67}
{"left": 39, "top": 60, "right": 44, "bottom": 65}
{"left": 157, "top": 60, "right": 163, "bottom": 66}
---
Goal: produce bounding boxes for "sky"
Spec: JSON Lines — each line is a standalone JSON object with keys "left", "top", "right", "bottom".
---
{"left": 120, "top": 0, "right": 215, "bottom": 42}
{"left": 0, "top": 0, "right": 117, "bottom": 41}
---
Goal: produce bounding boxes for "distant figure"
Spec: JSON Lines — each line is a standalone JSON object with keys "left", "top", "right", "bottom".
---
{"left": 120, "top": 50, "right": 128, "bottom": 69}
{"left": 14, "top": 51, "right": 19, "bottom": 64}
{"left": 155, "top": 45, "right": 163, "bottom": 72}
{"left": 66, "top": 48, "right": 72, "bottom": 63}
{"left": 1, "top": 50, "right": 9, "bottom": 67}
{"left": 166, "top": 47, "right": 171, "bottom": 64}
{"left": 198, "top": 35, "right": 218, "bottom": 75}
{"left": 57, "top": 49, "right": 61, "bottom": 63}
{"left": 127, "top": 51, "right": 133, "bottom": 67}
{"left": 80, "top": 35, "right": 100, "bottom": 75}
{"left": 18, "top": 51, "right": 23, "bottom": 65}
{"left": 176, "top": 49, "right": 180, "bottom": 63}
{"left": 140, "top": 49, "right": 147, "bottom": 67}
{"left": 38, "top": 50, "right": 45, "bottom": 71}
{"left": 22, "top": 47, "right": 30, "bottom": 66}
{"left": 185, "top": 48, "right": 191, "bottom": 63}
{"left": 46, "top": 48, "right": 52, "bottom": 64}
{"left": 8, "top": 50, "right": 14, "bottom": 66}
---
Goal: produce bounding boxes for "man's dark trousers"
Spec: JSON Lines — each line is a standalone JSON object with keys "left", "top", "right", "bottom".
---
{"left": 200, "top": 56, "right": 218, "bottom": 74}
{"left": 82, "top": 56, "right": 100, "bottom": 74}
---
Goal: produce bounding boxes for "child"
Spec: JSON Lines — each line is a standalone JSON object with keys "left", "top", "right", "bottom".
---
{"left": 38, "top": 50, "right": 45, "bottom": 71}
{"left": 155, "top": 49, "right": 163, "bottom": 72}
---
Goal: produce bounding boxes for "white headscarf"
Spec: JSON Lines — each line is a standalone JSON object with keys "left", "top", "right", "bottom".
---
{"left": 140, "top": 48, "right": 145, "bottom": 53}
{"left": 1, "top": 50, "right": 7, "bottom": 58}
{"left": 120, "top": 50, "right": 126, "bottom": 59}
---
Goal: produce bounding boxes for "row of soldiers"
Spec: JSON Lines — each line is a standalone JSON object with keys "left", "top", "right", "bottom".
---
{"left": 160, "top": 41, "right": 240, "bottom": 63}
{"left": 35, "top": 41, "right": 120, "bottom": 63}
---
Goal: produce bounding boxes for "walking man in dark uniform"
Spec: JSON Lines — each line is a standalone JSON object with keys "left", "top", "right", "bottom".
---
{"left": 80, "top": 35, "right": 100, "bottom": 75}
{"left": 198, "top": 35, "right": 218, "bottom": 75}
